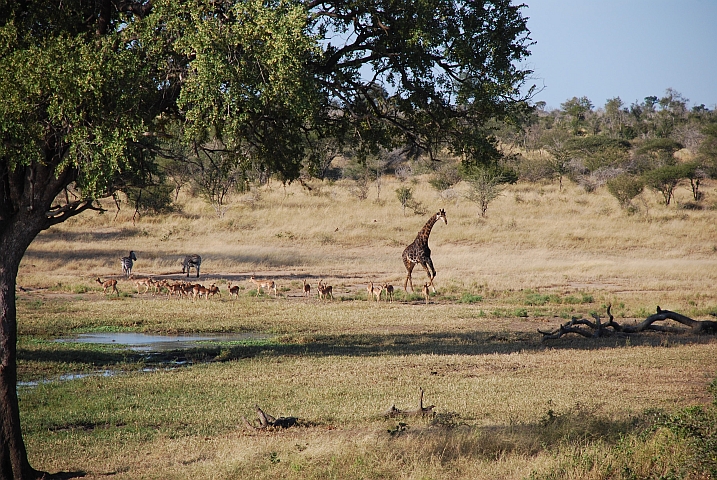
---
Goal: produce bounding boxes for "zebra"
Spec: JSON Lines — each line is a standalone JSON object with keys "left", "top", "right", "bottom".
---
{"left": 182, "top": 254, "right": 202, "bottom": 278}
{"left": 120, "top": 251, "right": 137, "bottom": 277}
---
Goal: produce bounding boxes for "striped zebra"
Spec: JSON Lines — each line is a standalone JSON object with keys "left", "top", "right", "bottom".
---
{"left": 182, "top": 254, "right": 202, "bottom": 278}
{"left": 120, "top": 251, "right": 137, "bottom": 277}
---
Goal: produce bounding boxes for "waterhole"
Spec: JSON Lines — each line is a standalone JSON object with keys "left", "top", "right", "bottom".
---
{"left": 56, "top": 332, "right": 270, "bottom": 352}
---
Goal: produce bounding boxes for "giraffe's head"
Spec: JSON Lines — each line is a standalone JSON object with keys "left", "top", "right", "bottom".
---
{"left": 436, "top": 209, "right": 447, "bottom": 225}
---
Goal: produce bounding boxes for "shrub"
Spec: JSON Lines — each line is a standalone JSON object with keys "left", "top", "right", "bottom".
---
{"left": 428, "top": 162, "right": 462, "bottom": 192}
{"left": 607, "top": 174, "right": 645, "bottom": 209}
{"left": 463, "top": 167, "right": 513, "bottom": 217}
{"left": 565, "top": 136, "right": 631, "bottom": 173}
{"left": 396, "top": 186, "right": 413, "bottom": 216}
{"left": 642, "top": 164, "right": 691, "bottom": 205}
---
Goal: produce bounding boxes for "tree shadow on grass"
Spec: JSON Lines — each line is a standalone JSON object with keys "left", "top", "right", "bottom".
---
{"left": 214, "top": 329, "right": 717, "bottom": 360}
{"left": 18, "top": 329, "right": 717, "bottom": 382}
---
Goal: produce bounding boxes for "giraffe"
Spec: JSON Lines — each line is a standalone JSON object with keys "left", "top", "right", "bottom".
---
{"left": 402, "top": 209, "right": 447, "bottom": 293}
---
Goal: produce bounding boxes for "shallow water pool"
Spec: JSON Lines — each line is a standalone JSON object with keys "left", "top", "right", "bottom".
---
{"left": 56, "top": 332, "right": 270, "bottom": 352}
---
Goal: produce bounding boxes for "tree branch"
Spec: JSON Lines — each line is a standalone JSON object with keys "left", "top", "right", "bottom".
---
{"left": 540, "top": 305, "right": 717, "bottom": 340}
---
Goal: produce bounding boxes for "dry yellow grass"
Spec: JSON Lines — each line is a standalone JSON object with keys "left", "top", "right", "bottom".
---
{"left": 20, "top": 175, "right": 717, "bottom": 347}
{"left": 22, "top": 175, "right": 717, "bottom": 311}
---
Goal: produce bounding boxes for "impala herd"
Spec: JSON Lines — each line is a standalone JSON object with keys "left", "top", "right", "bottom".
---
{"left": 98, "top": 251, "right": 432, "bottom": 303}
{"left": 97, "top": 271, "right": 411, "bottom": 303}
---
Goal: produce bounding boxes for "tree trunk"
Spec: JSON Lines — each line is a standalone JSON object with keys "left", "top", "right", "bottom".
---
{"left": 0, "top": 219, "right": 47, "bottom": 480}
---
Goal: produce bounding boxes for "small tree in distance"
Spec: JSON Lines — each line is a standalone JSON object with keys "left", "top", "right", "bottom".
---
{"left": 464, "top": 167, "right": 511, "bottom": 217}
{"left": 396, "top": 186, "right": 413, "bottom": 216}
{"left": 395, "top": 186, "right": 426, "bottom": 216}
{"left": 642, "top": 164, "right": 688, "bottom": 205}
{"left": 607, "top": 174, "right": 644, "bottom": 212}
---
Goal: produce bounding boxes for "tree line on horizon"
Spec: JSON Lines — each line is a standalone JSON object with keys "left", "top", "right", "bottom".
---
{"left": 139, "top": 86, "right": 717, "bottom": 218}
{"left": 489, "top": 88, "right": 717, "bottom": 211}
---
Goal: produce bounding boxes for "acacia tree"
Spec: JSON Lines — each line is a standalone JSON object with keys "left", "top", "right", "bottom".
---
{"left": 305, "top": 0, "right": 535, "bottom": 167}
{"left": 0, "top": 0, "right": 533, "bottom": 477}
{"left": 560, "top": 96, "right": 594, "bottom": 135}
{"left": 464, "top": 167, "right": 508, "bottom": 217}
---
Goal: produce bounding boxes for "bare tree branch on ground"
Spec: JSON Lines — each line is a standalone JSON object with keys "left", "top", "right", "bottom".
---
{"left": 384, "top": 387, "right": 435, "bottom": 418}
{"left": 539, "top": 305, "right": 717, "bottom": 340}
{"left": 242, "top": 405, "right": 299, "bottom": 430}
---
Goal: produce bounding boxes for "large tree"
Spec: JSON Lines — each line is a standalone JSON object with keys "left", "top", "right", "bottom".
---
{"left": 0, "top": 0, "right": 533, "bottom": 477}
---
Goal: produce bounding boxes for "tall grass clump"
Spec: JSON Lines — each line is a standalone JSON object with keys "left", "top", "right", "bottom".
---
{"left": 533, "top": 378, "right": 717, "bottom": 479}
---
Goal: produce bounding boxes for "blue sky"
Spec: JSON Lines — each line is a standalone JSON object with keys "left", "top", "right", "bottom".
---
{"left": 521, "top": 0, "right": 717, "bottom": 111}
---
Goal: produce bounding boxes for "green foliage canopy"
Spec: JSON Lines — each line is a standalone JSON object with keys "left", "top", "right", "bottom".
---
{"left": 564, "top": 136, "right": 631, "bottom": 173}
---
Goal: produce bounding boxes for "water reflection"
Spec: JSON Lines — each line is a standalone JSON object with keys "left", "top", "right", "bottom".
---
{"left": 56, "top": 332, "right": 269, "bottom": 352}
{"left": 20, "top": 332, "right": 269, "bottom": 388}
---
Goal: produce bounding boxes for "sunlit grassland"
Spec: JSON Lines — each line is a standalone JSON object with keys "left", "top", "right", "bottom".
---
{"left": 15, "top": 175, "right": 717, "bottom": 478}
{"left": 21, "top": 176, "right": 717, "bottom": 303}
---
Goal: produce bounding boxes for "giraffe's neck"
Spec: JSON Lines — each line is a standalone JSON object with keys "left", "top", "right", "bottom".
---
{"left": 414, "top": 214, "right": 438, "bottom": 246}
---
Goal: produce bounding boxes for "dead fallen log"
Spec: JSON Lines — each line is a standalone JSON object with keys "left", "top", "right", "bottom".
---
{"left": 242, "top": 404, "right": 298, "bottom": 430}
{"left": 539, "top": 305, "right": 717, "bottom": 340}
{"left": 384, "top": 387, "right": 435, "bottom": 418}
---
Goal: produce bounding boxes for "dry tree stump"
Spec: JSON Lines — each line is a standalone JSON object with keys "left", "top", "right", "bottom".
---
{"left": 539, "top": 305, "right": 717, "bottom": 340}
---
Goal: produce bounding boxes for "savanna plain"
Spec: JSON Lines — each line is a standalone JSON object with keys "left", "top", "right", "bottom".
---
{"left": 16, "top": 175, "right": 717, "bottom": 479}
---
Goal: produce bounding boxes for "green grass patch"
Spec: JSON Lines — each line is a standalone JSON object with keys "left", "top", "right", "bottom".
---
{"left": 524, "top": 293, "right": 561, "bottom": 306}
{"left": 458, "top": 293, "right": 483, "bottom": 304}
{"left": 563, "top": 292, "right": 594, "bottom": 304}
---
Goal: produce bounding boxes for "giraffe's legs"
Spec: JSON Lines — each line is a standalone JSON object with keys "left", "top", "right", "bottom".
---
{"left": 402, "top": 249, "right": 417, "bottom": 293}
{"left": 404, "top": 262, "right": 415, "bottom": 292}
{"left": 424, "top": 257, "right": 436, "bottom": 292}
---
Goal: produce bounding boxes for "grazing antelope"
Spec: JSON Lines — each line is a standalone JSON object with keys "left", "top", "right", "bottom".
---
{"left": 152, "top": 279, "right": 165, "bottom": 294}
{"left": 227, "top": 282, "right": 240, "bottom": 299}
{"left": 165, "top": 281, "right": 184, "bottom": 299}
{"left": 207, "top": 284, "right": 221, "bottom": 298}
{"left": 192, "top": 283, "right": 209, "bottom": 301}
{"left": 317, "top": 279, "right": 333, "bottom": 300}
{"left": 182, "top": 254, "right": 202, "bottom": 278}
{"left": 382, "top": 283, "right": 394, "bottom": 302}
{"left": 302, "top": 279, "right": 311, "bottom": 298}
{"left": 120, "top": 251, "right": 137, "bottom": 277}
{"left": 367, "top": 282, "right": 382, "bottom": 302}
{"left": 421, "top": 283, "right": 430, "bottom": 304}
{"left": 132, "top": 276, "right": 154, "bottom": 294}
{"left": 181, "top": 282, "right": 196, "bottom": 298}
{"left": 250, "top": 275, "right": 277, "bottom": 296}
{"left": 96, "top": 277, "right": 119, "bottom": 296}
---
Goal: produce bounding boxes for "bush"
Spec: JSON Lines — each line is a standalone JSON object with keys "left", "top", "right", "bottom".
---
{"left": 396, "top": 186, "right": 413, "bottom": 215}
{"left": 463, "top": 166, "right": 514, "bottom": 217}
{"left": 607, "top": 174, "right": 645, "bottom": 209}
{"left": 395, "top": 186, "right": 426, "bottom": 216}
{"left": 642, "top": 164, "right": 691, "bottom": 205}
{"left": 565, "top": 136, "right": 631, "bottom": 173}
{"left": 428, "top": 162, "right": 462, "bottom": 192}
